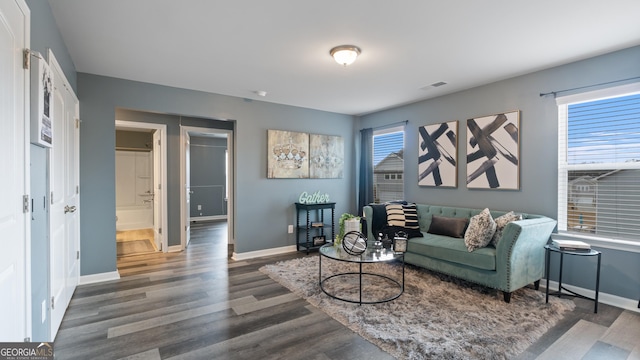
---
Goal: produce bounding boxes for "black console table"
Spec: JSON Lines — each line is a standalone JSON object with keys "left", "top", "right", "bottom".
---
{"left": 545, "top": 244, "right": 601, "bottom": 313}
{"left": 295, "top": 202, "right": 335, "bottom": 254}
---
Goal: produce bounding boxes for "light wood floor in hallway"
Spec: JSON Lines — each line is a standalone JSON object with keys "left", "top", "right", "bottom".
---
{"left": 116, "top": 228, "right": 157, "bottom": 257}
{"left": 54, "top": 221, "right": 640, "bottom": 359}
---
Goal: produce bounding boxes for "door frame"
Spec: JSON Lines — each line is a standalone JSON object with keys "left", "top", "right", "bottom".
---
{"left": 114, "top": 120, "right": 168, "bottom": 252}
{"left": 180, "top": 126, "right": 234, "bottom": 250}
{"left": 0, "top": 0, "right": 31, "bottom": 341}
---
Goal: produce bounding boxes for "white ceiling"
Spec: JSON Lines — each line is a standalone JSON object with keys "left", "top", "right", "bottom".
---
{"left": 48, "top": 0, "right": 640, "bottom": 116}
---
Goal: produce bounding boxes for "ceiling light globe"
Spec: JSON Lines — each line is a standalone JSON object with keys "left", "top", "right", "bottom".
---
{"left": 330, "top": 45, "right": 361, "bottom": 66}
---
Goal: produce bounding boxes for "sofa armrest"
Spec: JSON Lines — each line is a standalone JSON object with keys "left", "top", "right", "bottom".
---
{"left": 363, "top": 205, "right": 374, "bottom": 240}
{"left": 495, "top": 217, "right": 557, "bottom": 291}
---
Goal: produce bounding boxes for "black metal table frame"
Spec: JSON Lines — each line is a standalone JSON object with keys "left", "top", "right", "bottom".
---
{"left": 319, "top": 250, "right": 405, "bottom": 305}
{"left": 545, "top": 244, "right": 601, "bottom": 313}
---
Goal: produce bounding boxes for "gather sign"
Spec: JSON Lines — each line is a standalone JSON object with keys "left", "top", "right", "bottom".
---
{"left": 298, "top": 191, "right": 330, "bottom": 204}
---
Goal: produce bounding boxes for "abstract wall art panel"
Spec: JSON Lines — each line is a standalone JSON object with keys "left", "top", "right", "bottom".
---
{"left": 418, "top": 121, "right": 458, "bottom": 187}
{"left": 466, "top": 111, "right": 520, "bottom": 190}
{"left": 309, "top": 134, "right": 344, "bottom": 178}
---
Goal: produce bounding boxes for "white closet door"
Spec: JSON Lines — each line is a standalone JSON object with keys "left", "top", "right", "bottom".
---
{"left": 49, "top": 51, "right": 79, "bottom": 339}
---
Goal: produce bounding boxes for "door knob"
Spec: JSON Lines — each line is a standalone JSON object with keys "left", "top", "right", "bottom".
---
{"left": 64, "top": 205, "right": 77, "bottom": 214}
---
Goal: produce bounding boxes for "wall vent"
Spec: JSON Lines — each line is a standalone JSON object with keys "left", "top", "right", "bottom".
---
{"left": 430, "top": 81, "right": 448, "bottom": 87}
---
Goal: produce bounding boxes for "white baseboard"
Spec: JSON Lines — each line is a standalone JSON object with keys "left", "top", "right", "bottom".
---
{"left": 167, "top": 245, "right": 183, "bottom": 252}
{"left": 79, "top": 271, "right": 121, "bottom": 285}
{"left": 232, "top": 245, "right": 297, "bottom": 261}
{"left": 543, "top": 280, "right": 640, "bottom": 313}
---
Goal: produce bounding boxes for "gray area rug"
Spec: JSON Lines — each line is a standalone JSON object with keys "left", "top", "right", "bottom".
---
{"left": 260, "top": 255, "right": 575, "bottom": 360}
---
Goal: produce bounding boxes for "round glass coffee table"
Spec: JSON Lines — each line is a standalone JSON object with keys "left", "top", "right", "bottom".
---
{"left": 319, "top": 243, "right": 404, "bottom": 305}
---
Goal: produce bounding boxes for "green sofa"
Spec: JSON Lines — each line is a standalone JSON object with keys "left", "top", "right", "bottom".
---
{"left": 363, "top": 204, "right": 557, "bottom": 302}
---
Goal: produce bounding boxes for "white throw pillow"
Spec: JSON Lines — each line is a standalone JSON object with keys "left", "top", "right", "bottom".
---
{"left": 464, "top": 208, "right": 497, "bottom": 252}
{"left": 490, "top": 211, "right": 521, "bottom": 247}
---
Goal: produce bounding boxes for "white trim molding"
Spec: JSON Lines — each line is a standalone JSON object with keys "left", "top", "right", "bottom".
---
{"left": 190, "top": 215, "right": 227, "bottom": 222}
{"left": 167, "top": 245, "right": 183, "bottom": 253}
{"left": 551, "top": 233, "right": 640, "bottom": 254}
{"left": 543, "top": 280, "right": 640, "bottom": 314}
{"left": 232, "top": 245, "right": 297, "bottom": 261}
{"left": 79, "top": 271, "right": 121, "bottom": 285}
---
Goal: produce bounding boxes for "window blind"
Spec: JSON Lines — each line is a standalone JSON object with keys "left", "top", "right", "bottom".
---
{"left": 557, "top": 85, "right": 640, "bottom": 243}
{"left": 373, "top": 129, "right": 404, "bottom": 203}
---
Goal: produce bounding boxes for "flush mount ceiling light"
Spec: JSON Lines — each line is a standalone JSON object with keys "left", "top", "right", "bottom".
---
{"left": 330, "top": 45, "right": 361, "bottom": 66}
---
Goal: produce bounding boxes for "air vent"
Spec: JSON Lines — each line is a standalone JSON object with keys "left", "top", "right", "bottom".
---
{"left": 420, "top": 81, "right": 448, "bottom": 91}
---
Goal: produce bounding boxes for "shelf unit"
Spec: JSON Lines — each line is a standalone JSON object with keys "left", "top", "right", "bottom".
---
{"left": 295, "top": 202, "right": 335, "bottom": 254}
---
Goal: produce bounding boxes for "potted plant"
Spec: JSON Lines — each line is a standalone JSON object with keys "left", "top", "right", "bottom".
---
{"left": 336, "top": 213, "right": 360, "bottom": 246}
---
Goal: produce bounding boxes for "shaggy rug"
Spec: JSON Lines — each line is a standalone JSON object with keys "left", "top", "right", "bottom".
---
{"left": 260, "top": 256, "right": 575, "bottom": 360}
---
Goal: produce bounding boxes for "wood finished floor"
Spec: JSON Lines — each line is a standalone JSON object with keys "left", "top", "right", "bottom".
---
{"left": 116, "top": 228, "right": 157, "bottom": 257}
{"left": 55, "top": 221, "right": 640, "bottom": 359}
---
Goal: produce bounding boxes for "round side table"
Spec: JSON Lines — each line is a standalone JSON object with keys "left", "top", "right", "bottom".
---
{"left": 544, "top": 244, "right": 601, "bottom": 313}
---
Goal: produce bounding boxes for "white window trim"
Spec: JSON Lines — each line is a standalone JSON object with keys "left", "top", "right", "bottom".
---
{"left": 556, "top": 82, "right": 640, "bottom": 253}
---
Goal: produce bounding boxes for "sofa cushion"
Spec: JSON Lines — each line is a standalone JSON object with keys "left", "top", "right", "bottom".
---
{"left": 491, "top": 211, "right": 521, "bottom": 246}
{"left": 386, "top": 203, "right": 420, "bottom": 229}
{"left": 384, "top": 203, "right": 423, "bottom": 238}
{"left": 428, "top": 215, "right": 468, "bottom": 238}
{"left": 408, "top": 233, "right": 496, "bottom": 270}
{"left": 464, "top": 208, "right": 497, "bottom": 252}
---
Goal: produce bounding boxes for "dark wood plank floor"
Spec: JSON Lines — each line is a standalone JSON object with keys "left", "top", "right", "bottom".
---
{"left": 54, "top": 221, "right": 639, "bottom": 359}
{"left": 55, "top": 221, "right": 392, "bottom": 360}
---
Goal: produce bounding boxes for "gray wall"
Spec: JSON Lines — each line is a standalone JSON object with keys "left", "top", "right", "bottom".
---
{"left": 359, "top": 46, "right": 640, "bottom": 300}
{"left": 30, "top": 145, "right": 49, "bottom": 341}
{"left": 79, "top": 74, "right": 355, "bottom": 276}
{"left": 190, "top": 136, "right": 227, "bottom": 218}
{"left": 26, "top": 0, "right": 76, "bottom": 93}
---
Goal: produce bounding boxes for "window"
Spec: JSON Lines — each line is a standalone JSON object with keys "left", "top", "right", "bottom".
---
{"left": 557, "top": 83, "right": 640, "bottom": 245}
{"left": 373, "top": 127, "right": 404, "bottom": 203}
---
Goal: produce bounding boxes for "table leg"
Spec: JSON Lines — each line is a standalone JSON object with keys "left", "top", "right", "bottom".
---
{"left": 595, "top": 252, "right": 601, "bottom": 313}
{"left": 319, "top": 253, "right": 322, "bottom": 287}
{"left": 402, "top": 256, "right": 405, "bottom": 292}
{"left": 359, "top": 262, "right": 363, "bottom": 305}
{"left": 558, "top": 252, "right": 564, "bottom": 297}
{"left": 545, "top": 247, "right": 550, "bottom": 303}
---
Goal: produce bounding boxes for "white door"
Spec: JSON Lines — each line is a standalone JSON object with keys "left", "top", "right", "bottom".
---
{"left": 152, "top": 130, "right": 162, "bottom": 250}
{"left": 0, "top": 0, "right": 29, "bottom": 341}
{"left": 185, "top": 133, "right": 191, "bottom": 247}
{"left": 62, "top": 81, "right": 79, "bottom": 311}
{"left": 49, "top": 51, "right": 79, "bottom": 338}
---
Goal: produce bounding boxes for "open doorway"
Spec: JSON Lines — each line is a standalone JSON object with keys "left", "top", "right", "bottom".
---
{"left": 115, "top": 121, "right": 168, "bottom": 256}
{"left": 180, "top": 126, "right": 234, "bottom": 255}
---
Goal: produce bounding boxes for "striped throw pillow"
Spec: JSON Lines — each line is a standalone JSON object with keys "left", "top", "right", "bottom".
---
{"left": 386, "top": 203, "right": 420, "bottom": 229}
